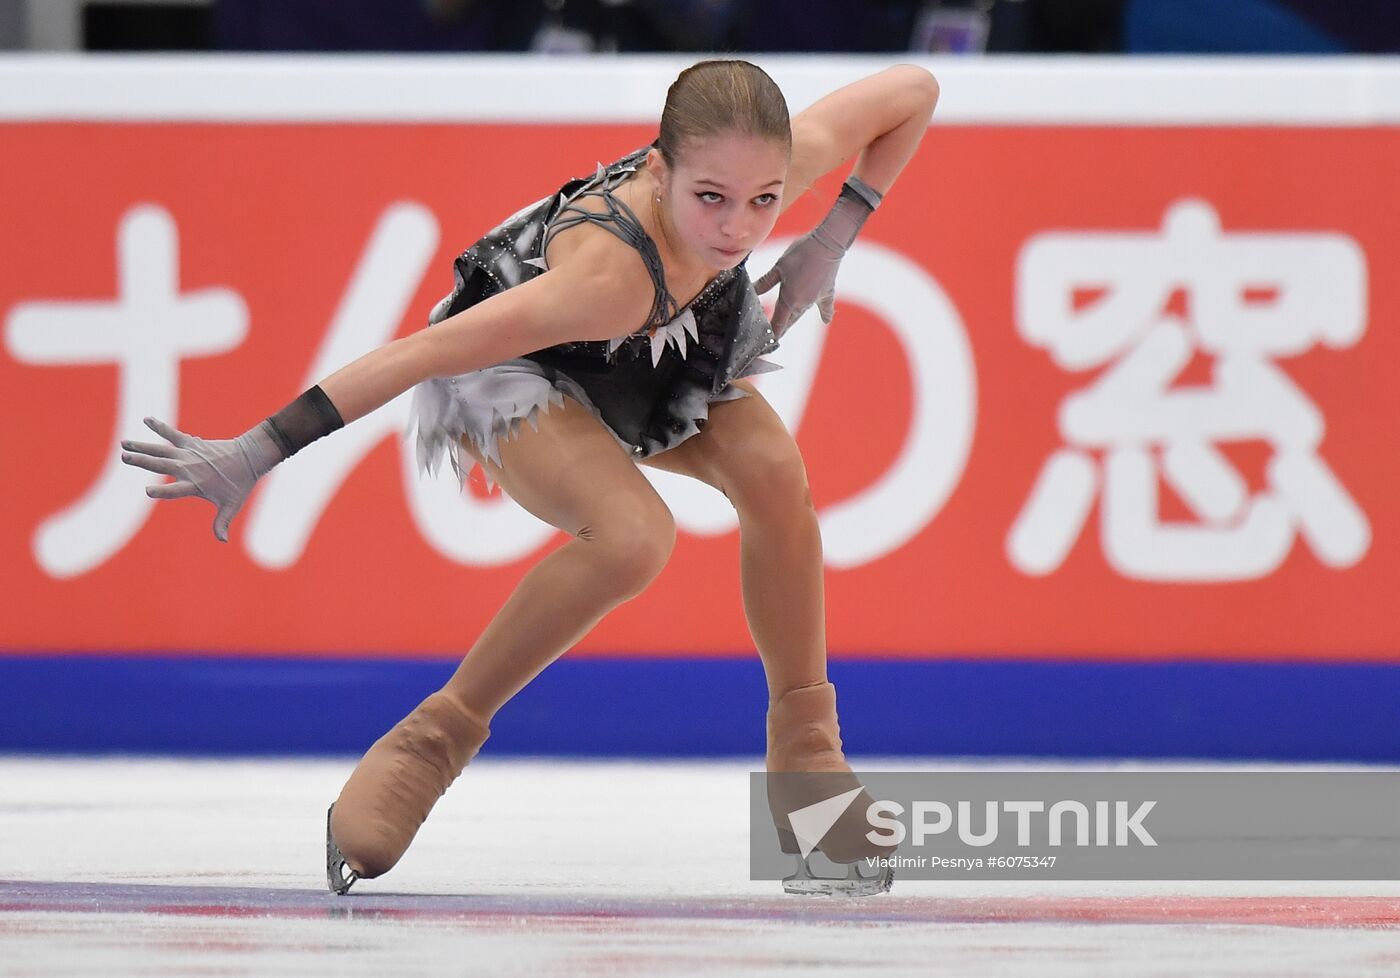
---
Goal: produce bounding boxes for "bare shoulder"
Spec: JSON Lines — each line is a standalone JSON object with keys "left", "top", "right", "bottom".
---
{"left": 534, "top": 226, "right": 658, "bottom": 340}
{"left": 540, "top": 171, "right": 675, "bottom": 328}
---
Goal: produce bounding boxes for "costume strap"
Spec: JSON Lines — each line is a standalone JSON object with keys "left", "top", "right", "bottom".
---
{"left": 544, "top": 163, "right": 679, "bottom": 330}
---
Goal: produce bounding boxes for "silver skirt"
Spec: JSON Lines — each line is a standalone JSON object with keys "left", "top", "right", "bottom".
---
{"left": 409, "top": 358, "right": 770, "bottom": 490}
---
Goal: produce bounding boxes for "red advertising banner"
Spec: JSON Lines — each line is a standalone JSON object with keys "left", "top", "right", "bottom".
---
{"left": 3, "top": 120, "right": 1398, "bottom": 660}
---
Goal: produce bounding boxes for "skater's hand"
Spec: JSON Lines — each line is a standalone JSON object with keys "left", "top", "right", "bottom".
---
{"left": 754, "top": 179, "right": 878, "bottom": 339}
{"left": 120, "top": 417, "right": 282, "bottom": 542}
{"left": 754, "top": 229, "right": 845, "bottom": 339}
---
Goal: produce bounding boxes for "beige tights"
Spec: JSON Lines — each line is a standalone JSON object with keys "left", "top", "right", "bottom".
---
{"left": 332, "top": 384, "right": 845, "bottom": 878}
{"left": 331, "top": 398, "right": 675, "bottom": 877}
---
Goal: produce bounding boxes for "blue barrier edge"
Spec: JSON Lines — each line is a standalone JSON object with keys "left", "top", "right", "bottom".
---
{"left": 1, "top": 655, "right": 1396, "bottom": 762}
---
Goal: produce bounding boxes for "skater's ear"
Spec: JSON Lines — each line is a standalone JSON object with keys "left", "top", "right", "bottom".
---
{"left": 645, "top": 145, "right": 670, "bottom": 196}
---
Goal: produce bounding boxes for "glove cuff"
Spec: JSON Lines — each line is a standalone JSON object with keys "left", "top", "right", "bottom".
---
{"left": 264, "top": 385, "right": 345, "bottom": 460}
{"left": 818, "top": 177, "right": 881, "bottom": 252}
{"left": 842, "top": 175, "right": 884, "bottom": 212}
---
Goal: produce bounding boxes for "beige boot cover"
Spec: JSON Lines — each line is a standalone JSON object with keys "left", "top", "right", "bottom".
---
{"left": 765, "top": 681, "right": 896, "bottom": 864}
{"left": 329, "top": 692, "right": 490, "bottom": 879}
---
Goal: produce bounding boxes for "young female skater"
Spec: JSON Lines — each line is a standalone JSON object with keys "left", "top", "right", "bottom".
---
{"left": 119, "top": 59, "right": 939, "bottom": 896}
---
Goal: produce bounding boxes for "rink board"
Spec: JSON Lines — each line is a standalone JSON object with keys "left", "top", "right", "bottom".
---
{"left": 2, "top": 655, "right": 1398, "bottom": 761}
{"left": 2, "top": 58, "right": 1399, "bottom": 758}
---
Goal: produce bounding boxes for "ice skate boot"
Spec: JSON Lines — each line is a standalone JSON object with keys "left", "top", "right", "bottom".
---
{"left": 325, "top": 691, "right": 490, "bottom": 894}
{"left": 766, "top": 681, "right": 895, "bottom": 897}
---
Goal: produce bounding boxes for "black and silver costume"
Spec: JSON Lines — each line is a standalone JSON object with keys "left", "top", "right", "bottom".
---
{"left": 410, "top": 146, "right": 781, "bottom": 487}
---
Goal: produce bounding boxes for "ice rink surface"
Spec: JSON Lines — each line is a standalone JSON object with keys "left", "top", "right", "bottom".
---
{"left": 2, "top": 756, "right": 1398, "bottom": 978}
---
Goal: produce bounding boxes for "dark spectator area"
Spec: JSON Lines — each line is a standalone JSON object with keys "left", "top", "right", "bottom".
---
{"left": 29, "top": 0, "right": 1400, "bottom": 55}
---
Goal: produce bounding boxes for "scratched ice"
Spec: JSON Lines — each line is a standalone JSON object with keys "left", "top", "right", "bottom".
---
{"left": 1008, "top": 199, "right": 1370, "bottom": 582}
{"left": 2, "top": 756, "right": 1399, "bottom": 978}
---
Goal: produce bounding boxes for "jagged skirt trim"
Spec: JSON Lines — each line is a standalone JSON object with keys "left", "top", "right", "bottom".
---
{"left": 408, "top": 356, "right": 777, "bottom": 492}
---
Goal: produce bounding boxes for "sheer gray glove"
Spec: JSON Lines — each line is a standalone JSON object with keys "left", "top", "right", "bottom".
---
{"left": 754, "top": 176, "right": 882, "bottom": 338}
{"left": 120, "top": 417, "right": 283, "bottom": 542}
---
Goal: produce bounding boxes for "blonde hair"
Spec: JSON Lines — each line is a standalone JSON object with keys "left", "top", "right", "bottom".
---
{"left": 656, "top": 60, "right": 791, "bottom": 166}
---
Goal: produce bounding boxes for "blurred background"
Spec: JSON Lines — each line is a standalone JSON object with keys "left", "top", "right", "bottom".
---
{"left": 2, "top": 0, "right": 1399, "bottom": 767}
{"left": 3, "top": 0, "right": 1398, "bottom": 55}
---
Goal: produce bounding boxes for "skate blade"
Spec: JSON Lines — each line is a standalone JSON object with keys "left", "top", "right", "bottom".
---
{"left": 325, "top": 804, "right": 360, "bottom": 896}
{"left": 782, "top": 857, "right": 893, "bottom": 897}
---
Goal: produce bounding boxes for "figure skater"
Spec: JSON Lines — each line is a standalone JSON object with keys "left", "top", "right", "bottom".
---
{"left": 119, "top": 59, "right": 939, "bottom": 896}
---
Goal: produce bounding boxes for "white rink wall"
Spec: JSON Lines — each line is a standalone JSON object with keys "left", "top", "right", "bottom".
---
{"left": 1, "top": 54, "right": 1400, "bottom": 123}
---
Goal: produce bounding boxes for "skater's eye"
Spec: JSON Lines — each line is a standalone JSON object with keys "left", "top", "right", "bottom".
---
{"left": 697, "top": 191, "right": 724, "bottom": 204}
{"left": 753, "top": 193, "right": 778, "bottom": 207}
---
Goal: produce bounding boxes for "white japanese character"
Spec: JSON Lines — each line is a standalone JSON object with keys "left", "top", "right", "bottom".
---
{"left": 1008, "top": 199, "right": 1369, "bottom": 581}
{"left": 5, "top": 205, "right": 247, "bottom": 578}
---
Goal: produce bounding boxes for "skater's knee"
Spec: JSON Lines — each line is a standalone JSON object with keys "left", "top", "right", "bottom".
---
{"left": 576, "top": 501, "right": 675, "bottom": 598}
{"left": 726, "top": 444, "right": 813, "bottom": 517}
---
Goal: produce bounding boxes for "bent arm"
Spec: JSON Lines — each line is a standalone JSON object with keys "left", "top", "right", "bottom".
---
{"left": 783, "top": 64, "right": 940, "bottom": 210}
{"left": 320, "top": 258, "right": 651, "bottom": 423}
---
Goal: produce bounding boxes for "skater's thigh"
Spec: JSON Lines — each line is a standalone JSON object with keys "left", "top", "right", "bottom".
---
{"left": 639, "top": 381, "right": 809, "bottom": 504}
{"left": 460, "top": 396, "right": 671, "bottom": 536}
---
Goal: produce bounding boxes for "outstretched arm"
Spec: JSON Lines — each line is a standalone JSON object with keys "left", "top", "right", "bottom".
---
{"left": 318, "top": 256, "right": 648, "bottom": 423}
{"left": 119, "top": 240, "right": 653, "bottom": 540}
{"left": 756, "top": 65, "right": 939, "bottom": 335}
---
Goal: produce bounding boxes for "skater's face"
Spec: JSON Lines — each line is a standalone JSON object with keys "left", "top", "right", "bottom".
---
{"left": 652, "top": 131, "right": 788, "bottom": 271}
